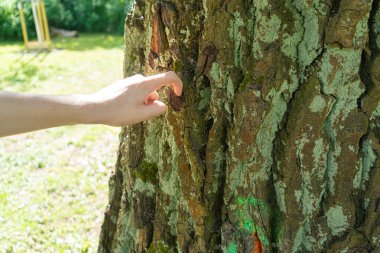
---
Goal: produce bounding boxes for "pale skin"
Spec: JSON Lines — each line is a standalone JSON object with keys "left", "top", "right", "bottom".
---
{"left": 0, "top": 71, "right": 183, "bottom": 138}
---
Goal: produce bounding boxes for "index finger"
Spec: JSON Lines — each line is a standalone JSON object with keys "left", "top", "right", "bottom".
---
{"left": 142, "top": 71, "right": 183, "bottom": 96}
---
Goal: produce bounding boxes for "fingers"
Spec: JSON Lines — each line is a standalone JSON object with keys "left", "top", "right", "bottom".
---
{"left": 142, "top": 71, "right": 183, "bottom": 96}
{"left": 144, "top": 92, "right": 160, "bottom": 105}
{"left": 140, "top": 100, "right": 168, "bottom": 120}
{"left": 148, "top": 91, "right": 159, "bottom": 101}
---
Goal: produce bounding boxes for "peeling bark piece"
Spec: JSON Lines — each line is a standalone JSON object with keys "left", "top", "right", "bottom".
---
{"left": 167, "top": 88, "right": 183, "bottom": 112}
{"left": 151, "top": 6, "right": 160, "bottom": 55}
{"left": 195, "top": 43, "right": 218, "bottom": 80}
{"left": 148, "top": 49, "right": 159, "bottom": 69}
{"left": 160, "top": 1, "right": 178, "bottom": 31}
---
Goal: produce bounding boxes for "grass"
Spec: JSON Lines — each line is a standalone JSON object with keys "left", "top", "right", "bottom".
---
{"left": 0, "top": 34, "right": 124, "bottom": 252}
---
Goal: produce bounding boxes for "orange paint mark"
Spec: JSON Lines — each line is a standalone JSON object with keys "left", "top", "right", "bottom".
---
{"left": 252, "top": 232, "right": 263, "bottom": 253}
{"left": 151, "top": 11, "right": 160, "bottom": 55}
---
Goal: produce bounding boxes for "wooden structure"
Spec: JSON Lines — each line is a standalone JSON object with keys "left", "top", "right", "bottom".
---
{"left": 18, "top": 0, "right": 52, "bottom": 50}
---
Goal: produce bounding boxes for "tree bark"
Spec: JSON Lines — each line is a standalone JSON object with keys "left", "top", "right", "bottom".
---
{"left": 98, "top": 0, "right": 380, "bottom": 252}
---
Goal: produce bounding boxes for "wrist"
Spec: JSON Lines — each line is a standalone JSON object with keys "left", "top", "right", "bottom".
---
{"left": 73, "top": 94, "right": 101, "bottom": 125}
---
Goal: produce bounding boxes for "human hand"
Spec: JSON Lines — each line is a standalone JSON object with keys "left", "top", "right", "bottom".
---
{"left": 87, "top": 71, "right": 183, "bottom": 126}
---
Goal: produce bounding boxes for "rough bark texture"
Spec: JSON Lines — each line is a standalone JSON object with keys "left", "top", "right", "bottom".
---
{"left": 98, "top": 0, "right": 380, "bottom": 252}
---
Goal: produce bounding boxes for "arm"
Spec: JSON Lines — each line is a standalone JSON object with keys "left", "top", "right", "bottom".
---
{"left": 0, "top": 71, "right": 183, "bottom": 138}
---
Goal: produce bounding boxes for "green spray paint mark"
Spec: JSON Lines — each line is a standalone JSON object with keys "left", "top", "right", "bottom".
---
{"left": 236, "top": 196, "right": 270, "bottom": 246}
{"left": 227, "top": 242, "right": 238, "bottom": 253}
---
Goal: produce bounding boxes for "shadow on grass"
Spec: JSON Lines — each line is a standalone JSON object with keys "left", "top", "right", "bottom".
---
{"left": 0, "top": 33, "right": 124, "bottom": 52}
{"left": 53, "top": 33, "right": 124, "bottom": 51}
{"left": 0, "top": 33, "right": 124, "bottom": 90}
{"left": 0, "top": 51, "right": 54, "bottom": 91}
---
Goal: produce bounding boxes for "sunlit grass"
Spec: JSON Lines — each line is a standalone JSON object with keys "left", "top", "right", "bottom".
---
{"left": 0, "top": 34, "right": 123, "bottom": 252}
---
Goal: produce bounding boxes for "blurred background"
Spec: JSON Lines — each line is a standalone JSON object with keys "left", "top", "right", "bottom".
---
{"left": 1, "top": 0, "right": 134, "bottom": 41}
{"left": 0, "top": 0, "right": 132, "bottom": 252}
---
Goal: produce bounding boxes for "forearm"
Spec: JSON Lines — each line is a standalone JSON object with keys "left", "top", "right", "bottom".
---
{"left": 0, "top": 72, "right": 183, "bottom": 137}
{"left": 0, "top": 91, "right": 94, "bottom": 137}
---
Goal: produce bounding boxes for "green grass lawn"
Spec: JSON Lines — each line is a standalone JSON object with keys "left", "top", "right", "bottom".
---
{"left": 0, "top": 34, "right": 124, "bottom": 252}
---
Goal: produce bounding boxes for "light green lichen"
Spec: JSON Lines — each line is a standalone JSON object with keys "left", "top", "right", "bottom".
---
{"left": 296, "top": 133, "right": 310, "bottom": 166}
{"left": 353, "top": 12, "right": 370, "bottom": 48}
{"left": 312, "top": 138, "right": 326, "bottom": 179}
{"left": 274, "top": 180, "right": 287, "bottom": 213}
{"left": 210, "top": 63, "right": 222, "bottom": 88}
{"left": 292, "top": 135, "right": 328, "bottom": 252}
{"left": 229, "top": 12, "right": 246, "bottom": 67}
{"left": 319, "top": 49, "right": 364, "bottom": 105}
{"left": 211, "top": 147, "right": 224, "bottom": 193}
{"left": 364, "top": 198, "right": 370, "bottom": 209}
{"left": 144, "top": 120, "right": 163, "bottom": 162}
{"left": 133, "top": 178, "right": 155, "bottom": 197}
{"left": 375, "top": 8, "right": 380, "bottom": 49}
{"left": 282, "top": 0, "right": 326, "bottom": 74}
{"left": 325, "top": 106, "right": 341, "bottom": 195}
{"left": 309, "top": 95, "right": 326, "bottom": 113}
{"left": 291, "top": 220, "right": 316, "bottom": 253}
{"left": 158, "top": 125, "right": 182, "bottom": 237}
{"left": 294, "top": 172, "right": 319, "bottom": 217}
{"left": 282, "top": 31, "right": 302, "bottom": 62}
{"left": 291, "top": 217, "right": 326, "bottom": 252}
{"left": 209, "top": 62, "right": 234, "bottom": 115}
{"left": 168, "top": 211, "right": 178, "bottom": 236}
{"left": 252, "top": 14, "right": 282, "bottom": 59}
{"left": 353, "top": 139, "right": 376, "bottom": 189}
{"left": 326, "top": 205, "right": 349, "bottom": 236}
{"left": 229, "top": 161, "right": 248, "bottom": 191}
{"left": 255, "top": 0, "right": 269, "bottom": 11}
{"left": 318, "top": 47, "right": 364, "bottom": 194}
{"left": 294, "top": 0, "right": 326, "bottom": 70}
{"left": 373, "top": 235, "right": 380, "bottom": 246}
{"left": 255, "top": 94, "right": 287, "bottom": 180}
{"left": 295, "top": 133, "right": 327, "bottom": 223}
{"left": 371, "top": 101, "right": 380, "bottom": 125}
{"left": 202, "top": 0, "right": 208, "bottom": 19}
{"left": 256, "top": 71, "right": 298, "bottom": 181}
{"left": 113, "top": 210, "right": 139, "bottom": 253}
{"left": 259, "top": 15, "right": 282, "bottom": 43}
{"left": 226, "top": 77, "right": 235, "bottom": 100}
{"left": 160, "top": 124, "right": 182, "bottom": 199}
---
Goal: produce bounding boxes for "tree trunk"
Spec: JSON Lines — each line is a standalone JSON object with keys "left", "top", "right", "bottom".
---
{"left": 98, "top": 0, "right": 380, "bottom": 252}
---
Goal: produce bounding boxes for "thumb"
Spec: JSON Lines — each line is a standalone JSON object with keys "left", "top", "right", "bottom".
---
{"left": 141, "top": 100, "right": 168, "bottom": 120}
